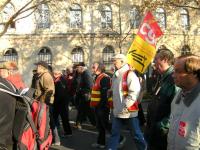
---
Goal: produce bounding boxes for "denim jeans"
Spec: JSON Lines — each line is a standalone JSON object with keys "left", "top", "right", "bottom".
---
{"left": 49, "top": 105, "right": 60, "bottom": 143}
{"left": 108, "top": 117, "right": 147, "bottom": 150}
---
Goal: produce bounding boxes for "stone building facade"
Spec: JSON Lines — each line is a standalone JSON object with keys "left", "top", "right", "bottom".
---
{"left": 0, "top": 0, "right": 199, "bottom": 85}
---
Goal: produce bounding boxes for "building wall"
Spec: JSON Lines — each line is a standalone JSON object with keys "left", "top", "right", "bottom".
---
{"left": 0, "top": 0, "right": 200, "bottom": 86}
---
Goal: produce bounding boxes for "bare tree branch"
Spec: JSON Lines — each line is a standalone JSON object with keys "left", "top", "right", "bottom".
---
{"left": 14, "top": 8, "right": 37, "bottom": 22}
{"left": 0, "top": 0, "right": 199, "bottom": 38}
{"left": 0, "top": 0, "right": 55, "bottom": 36}
{"left": 0, "top": 0, "right": 11, "bottom": 12}
{"left": 121, "top": 28, "right": 132, "bottom": 43}
{"left": 0, "top": 19, "right": 12, "bottom": 36}
{"left": 18, "top": 0, "right": 52, "bottom": 15}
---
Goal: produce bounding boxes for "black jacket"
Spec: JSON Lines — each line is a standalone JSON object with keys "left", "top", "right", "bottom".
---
{"left": 54, "top": 75, "right": 68, "bottom": 104}
{"left": 79, "top": 69, "right": 93, "bottom": 95}
{"left": 0, "top": 77, "right": 16, "bottom": 149}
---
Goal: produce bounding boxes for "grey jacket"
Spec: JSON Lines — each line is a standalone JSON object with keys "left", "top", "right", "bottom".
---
{"left": 112, "top": 64, "right": 141, "bottom": 118}
{"left": 168, "top": 83, "right": 200, "bottom": 150}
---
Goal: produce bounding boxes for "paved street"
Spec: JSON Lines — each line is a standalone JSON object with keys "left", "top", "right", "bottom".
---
{"left": 50, "top": 123, "right": 101, "bottom": 150}
{"left": 50, "top": 122, "right": 136, "bottom": 150}
{"left": 49, "top": 102, "right": 149, "bottom": 150}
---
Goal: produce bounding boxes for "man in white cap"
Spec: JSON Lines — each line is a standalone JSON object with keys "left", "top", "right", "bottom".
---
{"left": 108, "top": 53, "right": 147, "bottom": 150}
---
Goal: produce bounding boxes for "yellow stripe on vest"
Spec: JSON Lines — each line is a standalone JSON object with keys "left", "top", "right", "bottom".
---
{"left": 91, "top": 97, "right": 101, "bottom": 101}
{"left": 108, "top": 97, "right": 112, "bottom": 101}
{"left": 91, "top": 91, "right": 101, "bottom": 94}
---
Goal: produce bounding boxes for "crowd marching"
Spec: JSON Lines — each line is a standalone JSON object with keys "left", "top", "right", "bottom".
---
{"left": 0, "top": 48, "right": 200, "bottom": 150}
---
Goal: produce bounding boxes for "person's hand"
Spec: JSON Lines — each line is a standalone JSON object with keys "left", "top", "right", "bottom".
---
{"left": 121, "top": 108, "right": 129, "bottom": 114}
{"left": 68, "top": 76, "right": 73, "bottom": 79}
{"left": 84, "top": 93, "right": 91, "bottom": 101}
{"left": 156, "top": 119, "right": 169, "bottom": 136}
{"left": 107, "top": 89, "right": 112, "bottom": 98}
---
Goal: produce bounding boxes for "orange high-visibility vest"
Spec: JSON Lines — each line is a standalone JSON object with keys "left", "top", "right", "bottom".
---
{"left": 90, "top": 73, "right": 113, "bottom": 108}
{"left": 122, "top": 70, "right": 139, "bottom": 112}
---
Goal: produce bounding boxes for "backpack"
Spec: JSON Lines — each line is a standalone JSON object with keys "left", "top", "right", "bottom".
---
{"left": 0, "top": 81, "right": 52, "bottom": 150}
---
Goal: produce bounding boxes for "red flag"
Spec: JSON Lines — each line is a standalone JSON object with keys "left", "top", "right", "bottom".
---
{"left": 137, "top": 11, "right": 163, "bottom": 47}
{"left": 127, "top": 11, "right": 163, "bottom": 73}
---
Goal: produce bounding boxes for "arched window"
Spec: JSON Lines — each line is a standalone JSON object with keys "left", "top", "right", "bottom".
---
{"left": 37, "top": 4, "right": 50, "bottom": 29}
{"left": 102, "top": 45, "right": 115, "bottom": 63}
{"left": 155, "top": 8, "right": 166, "bottom": 29}
{"left": 180, "top": 8, "right": 190, "bottom": 30}
{"left": 1, "top": 3, "right": 15, "bottom": 28}
{"left": 71, "top": 47, "right": 84, "bottom": 63}
{"left": 37, "top": 47, "right": 52, "bottom": 65}
{"left": 70, "top": 4, "right": 82, "bottom": 28}
{"left": 100, "top": 5, "right": 112, "bottom": 29}
{"left": 181, "top": 45, "right": 191, "bottom": 55}
{"left": 3, "top": 48, "right": 18, "bottom": 62}
{"left": 130, "top": 7, "right": 140, "bottom": 29}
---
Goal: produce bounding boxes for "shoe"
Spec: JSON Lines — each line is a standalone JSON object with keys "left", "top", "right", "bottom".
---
{"left": 99, "top": 145, "right": 106, "bottom": 149}
{"left": 118, "top": 136, "right": 126, "bottom": 149}
{"left": 52, "top": 141, "right": 60, "bottom": 146}
{"left": 75, "top": 124, "right": 82, "bottom": 129}
{"left": 77, "top": 124, "right": 82, "bottom": 129}
{"left": 74, "top": 123, "right": 82, "bottom": 129}
{"left": 91, "top": 143, "right": 105, "bottom": 149}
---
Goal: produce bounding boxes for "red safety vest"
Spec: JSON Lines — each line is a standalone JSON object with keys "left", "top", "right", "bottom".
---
{"left": 122, "top": 70, "right": 139, "bottom": 112}
{"left": 90, "top": 73, "right": 113, "bottom": 108}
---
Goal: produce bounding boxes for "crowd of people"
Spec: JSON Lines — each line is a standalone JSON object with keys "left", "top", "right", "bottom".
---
{"left": 0, "top": 47, "right": 200, "bottom": 150}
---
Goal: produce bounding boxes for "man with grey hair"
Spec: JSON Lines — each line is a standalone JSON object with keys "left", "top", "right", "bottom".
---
{"left": 108, "top": 54, "right": 147, "bottom": 150}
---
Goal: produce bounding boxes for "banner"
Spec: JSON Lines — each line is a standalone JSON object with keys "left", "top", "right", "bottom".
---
{"left": 127, "top": 11, "right": 163, "bottom": 73}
